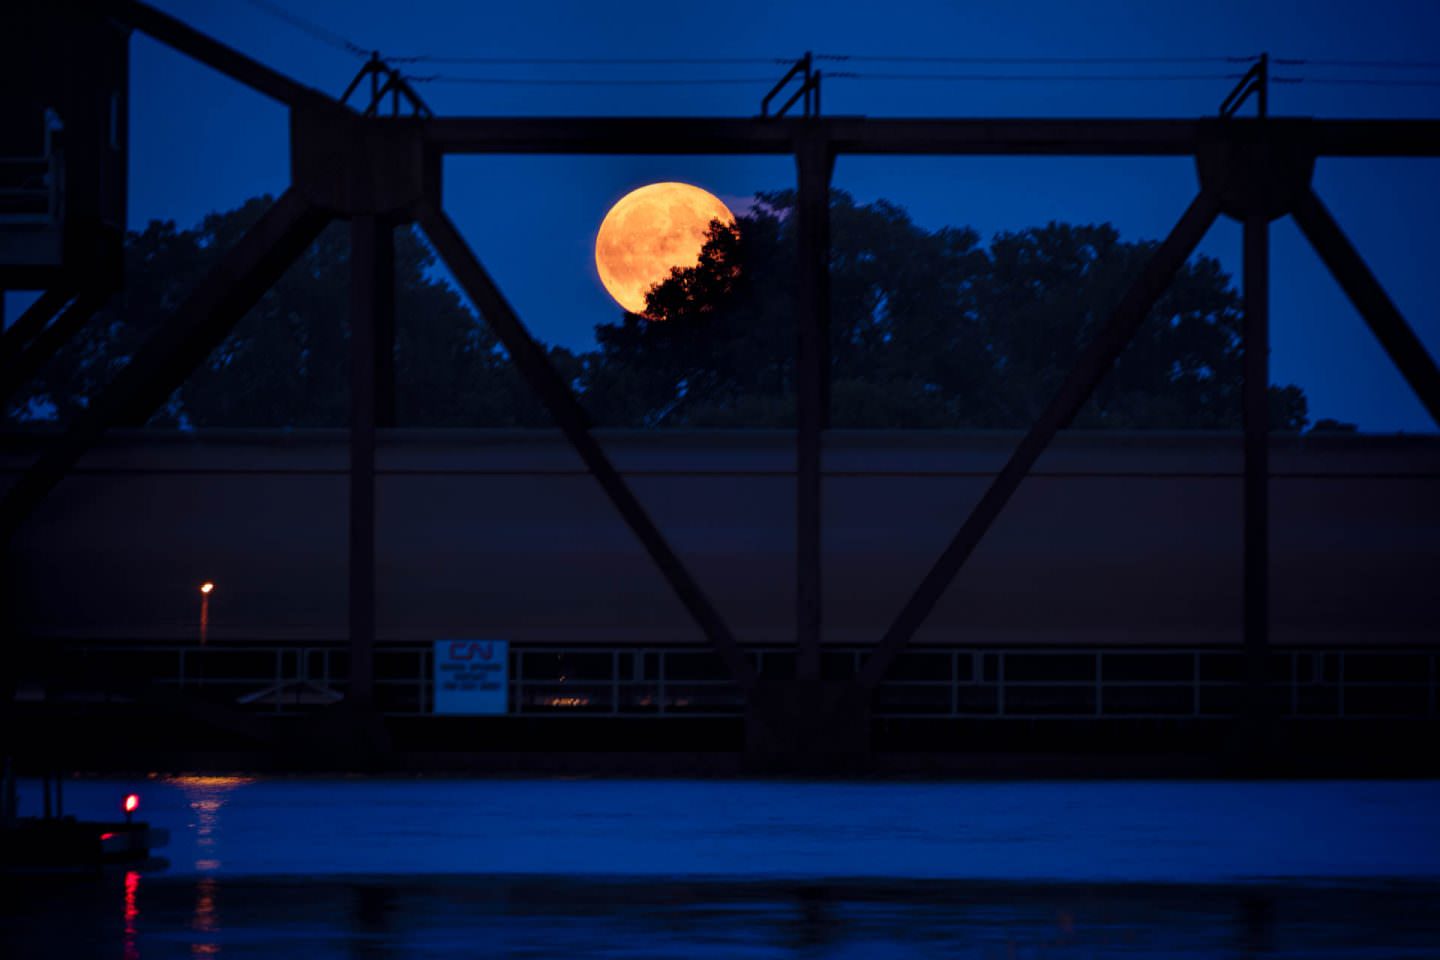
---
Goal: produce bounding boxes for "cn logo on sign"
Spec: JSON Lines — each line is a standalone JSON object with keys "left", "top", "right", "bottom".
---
{"left": 447, "top": 641, "right": 497, "bottom": 662}
{"left": 433, "top": 639, "right": 508, "bottom": 715}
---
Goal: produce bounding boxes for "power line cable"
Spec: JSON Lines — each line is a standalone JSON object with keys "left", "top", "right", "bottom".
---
{"left": 826, "top": 71, "right": 1247, "bottom": 82}
{"left": 408, "top": 75, "right": 783, "bottom": 86}
{"left": 236, "top": 0, "right": 370, "bottom": 58}
{"left": 203, "top": 9, "right": 1440, "bottom": 100}
{"left": 816, "top": 54, "right": 1260, "bottom": 65}
{"left": 1274, "top": 75, "right": 1440, "bottom": 88}
{"left": 392, "top": 55, "right": 793, "bottom": 65}
{"left": 412, "top": 70, "right": 1251, "bottom": 87}
{"left": 1275, "top": 58, "right": 1440, "bottom": 70}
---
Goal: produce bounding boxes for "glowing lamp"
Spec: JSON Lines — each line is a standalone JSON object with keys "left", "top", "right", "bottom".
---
{"left": 123, "top": 793, "right": 139, "bottom": 823}
{"left": 200, "top": 582, "right": 215, "bottom": 595}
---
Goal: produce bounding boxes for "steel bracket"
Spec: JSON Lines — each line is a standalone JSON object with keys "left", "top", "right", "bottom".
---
{"left": 1196, "top": 119, "right": 1316, "bottom": 222}
{"left": 290, "top": 108, "right": 439, "bottom": 220}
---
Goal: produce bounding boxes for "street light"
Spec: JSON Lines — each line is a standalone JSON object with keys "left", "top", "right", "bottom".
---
{"left": 199, "top": 582, "right": 214, "bottom": 644}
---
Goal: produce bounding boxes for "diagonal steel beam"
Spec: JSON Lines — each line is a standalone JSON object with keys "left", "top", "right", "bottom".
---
{"left": 0, "top": 190, "right": 329, "bottom": 542}
{"left": 0, "top": 290, "right": 108, "bottom": 407}
{"left": 415, "top": 202, "right": 758, "bottom": 693}
{"left": 857, "top": 190, "right": 1224, "bottom": 690}
{"left": 105, "top": 0, "right": 338, "bottom": 110}
{"left": 0, "top": 289, "right": 72, "bottom": 366}
{"left": 1291, "top": 187, "right": 1440, "bottom": 428}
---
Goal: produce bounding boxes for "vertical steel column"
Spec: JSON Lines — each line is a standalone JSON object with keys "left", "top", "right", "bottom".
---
{"left": 376, "top": 233, "right": 397, "bottom": 429}
{"left": 794, "top": 130, "right": 832, "bottom": 683}
{"left": 1, "top": 757, "right": 15, "bottom": 823}
{"left": 349, "top": 215, "right": 393, "bottom": 706}
{"left": 1243, "top": 215, "right": 1270, "bottom": 729}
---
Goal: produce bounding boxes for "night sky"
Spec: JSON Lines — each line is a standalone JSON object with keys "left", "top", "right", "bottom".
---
{"left": 12, "top": 0, "right": 1440, "bottom": 430}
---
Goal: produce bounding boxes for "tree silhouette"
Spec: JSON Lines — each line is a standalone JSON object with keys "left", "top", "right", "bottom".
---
{"left": 11, "top": 195, "right": 565, "bottom": 428}
{"left": 8, "top": 190, "right": 1331, "bottom": 432}
{"left": 593, "top": 190, "right": 1315, "bottom": 430}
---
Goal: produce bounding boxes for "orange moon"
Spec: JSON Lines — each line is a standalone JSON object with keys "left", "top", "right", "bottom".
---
{"left": 595, "top": 182, "right": 736, "bottom": 317}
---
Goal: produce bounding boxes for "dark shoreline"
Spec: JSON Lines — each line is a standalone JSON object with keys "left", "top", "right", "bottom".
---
{"left": 8, "top": 871, "right": 1440, "bottom": 960}
{"left": 20, "top": 750, "right": 1440, "bottom": 780}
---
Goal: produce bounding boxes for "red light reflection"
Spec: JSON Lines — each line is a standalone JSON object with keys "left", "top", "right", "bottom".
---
{"left": 123, "top": 870, "right": 140, "bottom": 960}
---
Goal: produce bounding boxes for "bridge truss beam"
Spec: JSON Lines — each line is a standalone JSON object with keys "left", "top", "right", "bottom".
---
{"left": 6, "top": 0, "right": 1440, "bottom": 763}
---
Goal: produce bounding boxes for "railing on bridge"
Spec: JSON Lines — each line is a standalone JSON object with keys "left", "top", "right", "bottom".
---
{"left": 0, "top": 119, "right": 63, "bottom": 225}
{"left": 25, "top": 641, "right": 1439, "bottom": 722}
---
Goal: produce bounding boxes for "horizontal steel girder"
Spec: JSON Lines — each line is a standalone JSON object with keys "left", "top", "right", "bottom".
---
{"left": 422, "top": 117, "right": 1440, "bottom": 157}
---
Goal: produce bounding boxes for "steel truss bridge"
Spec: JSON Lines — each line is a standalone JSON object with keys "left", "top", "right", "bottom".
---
{"left": 3, "top": 0, "right": 1439, "bottom": 766}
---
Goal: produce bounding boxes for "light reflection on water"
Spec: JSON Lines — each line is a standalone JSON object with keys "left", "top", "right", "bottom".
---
{"left": 13, "top": 777, "right": 1432, "bottom": 882}
{"left": 123, "top": 870, "right": 141, "bottom": 960}
{"left": 191, "top": 876, "right": 219, "bottom": 958}
{"left": 172, "top": 775, "right": 253, "bottom": 874}
{"left": 3, "top": 778, "right": 1438, "bottom": 958}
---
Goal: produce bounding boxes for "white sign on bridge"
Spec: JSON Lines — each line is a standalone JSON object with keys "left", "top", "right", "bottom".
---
{"left": 433, "top": 639, "right": 508, "bottom": 715}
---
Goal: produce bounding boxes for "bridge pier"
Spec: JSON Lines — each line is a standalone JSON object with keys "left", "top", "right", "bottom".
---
{"left": 1196, "top": 122, "right": 1316, "bottom": 766}
{"left": 744, "top": 678, "right": 870, "bottom": 774}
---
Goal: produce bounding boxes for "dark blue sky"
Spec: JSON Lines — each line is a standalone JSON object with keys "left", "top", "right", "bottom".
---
{"left": 20, "top": 0, "right": 1440, "bottom": 430}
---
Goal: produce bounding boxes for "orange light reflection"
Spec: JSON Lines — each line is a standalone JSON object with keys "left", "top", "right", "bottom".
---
{"left": 168, "top": 775, "right": 254, "bottom": 873}
{"left": 191, "top": 876, "right": 218, "bottom": 957}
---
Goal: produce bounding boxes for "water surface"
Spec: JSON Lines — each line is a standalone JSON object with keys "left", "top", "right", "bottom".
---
{"left": 4, "top": 777, "right": 1438, "bottom": 957}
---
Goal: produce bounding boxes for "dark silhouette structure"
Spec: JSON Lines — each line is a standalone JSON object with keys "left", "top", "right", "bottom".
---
{"left": 2, "top": 0, "right": 1438, "bottom": 771}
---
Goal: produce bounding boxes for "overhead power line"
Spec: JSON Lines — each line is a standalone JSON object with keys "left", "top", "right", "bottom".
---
{"left": 1275, "top": 58, "right": 1440, "bottom": 70}
{"left": 1275, "top": 76, "right": 1440, "bottom": 88}
{"left": 827, "top": 71, "right": 1246, "bottom": 82}
{"left": 408, "top": 75, "right": 783, "bottom": 86}
{"left": 214, "top": 3, "right": 1440, "bottom": 84}
{"left": 396, "top": 54, "right": 1267, "bottom": 68}
{"left": 410, "top": 71, "right": 1259, "bottom": 87}
{"left": 817, "top": 54, "right": 1261, "bottom": 65}
{"left": 236, "top": 0, "right": 369, "bottom": 58}
{"left": 391, "top": 55, "right": 794, "bottom": 66}
{"left": 203, "top": 8, "right": 1440, "bottom": 104}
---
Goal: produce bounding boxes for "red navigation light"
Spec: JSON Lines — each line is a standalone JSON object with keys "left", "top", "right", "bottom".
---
{"left": 100, "top": 832, "right": 115, "bottom": 840}
{"left": 123, "top": 794, "right": 139, "bottom": 815}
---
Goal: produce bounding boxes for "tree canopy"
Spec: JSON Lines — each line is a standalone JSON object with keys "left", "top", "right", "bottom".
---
{"left": 9, "top": 189, "right": 1330, "bottom": 432}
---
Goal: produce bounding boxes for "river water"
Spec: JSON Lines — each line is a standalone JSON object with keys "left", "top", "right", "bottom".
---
{"left": 4, "top": 777, "right": 1439, "bottom": 957}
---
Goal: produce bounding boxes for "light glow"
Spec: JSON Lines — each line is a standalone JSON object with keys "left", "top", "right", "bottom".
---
{"left": 199, "top": 582, "right": 215, "bottom": 595}
{"left": 540, "top": 696, "right": 590, "bottom": 708}
{"left": 123, "top": 793, "right": 139, "bottom": 814}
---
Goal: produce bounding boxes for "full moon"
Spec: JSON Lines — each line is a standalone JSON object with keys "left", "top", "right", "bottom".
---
{"left": 595, "top": 182, "right": 736, "bottom": 318}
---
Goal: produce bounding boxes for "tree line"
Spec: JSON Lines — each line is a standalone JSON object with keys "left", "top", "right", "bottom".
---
{"left": 11, "top": 190, "right": 1354, "bottom": 432}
